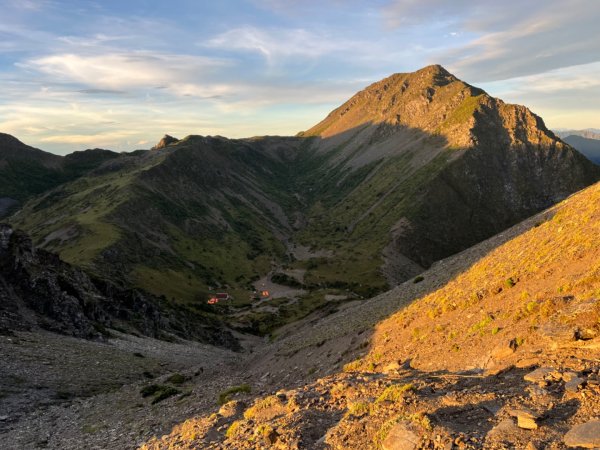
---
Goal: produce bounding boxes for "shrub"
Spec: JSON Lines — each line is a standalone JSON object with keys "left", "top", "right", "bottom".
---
{"left": 226, "top": 420, "right": 243, "bottom": 438}
{"left": 343, "top": 359, "right": 362, "bottom": 372}
{"left": 166, "top": 373, "right": 187, "bottom": 385}
{"left": 243, "top": 395, "right": 280, "bottom": 419}
{"left": 218, "top": 384, "right": 251, "bottom": 405}
{"left": 469, "top": 314, "right": 494, "bottom": 335}
{"left": 347, "top": 401, "right": 370, "bottom": 417}
{"left": 140, "top": 384, "right": 180, "bottom": 404}
{"left": 152, "top": 387, "right": 180, "bottom": 404}
{"left": 140, "top": 384, "right": 162, "bottom": 397}
{"left": 413, "top": 276, "right": 424, "bottom": 284}
{"left": 376, "top": 384, "right": 414, "bottom": 403}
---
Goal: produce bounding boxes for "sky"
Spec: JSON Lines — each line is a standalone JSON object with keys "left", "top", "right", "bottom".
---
{"left": 0, "top": 0, "right": 599, "bottom": 154}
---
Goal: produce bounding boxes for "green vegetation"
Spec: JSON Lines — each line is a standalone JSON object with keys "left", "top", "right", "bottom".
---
{"left": 376, "top": 383, "right": 415, "bottom": 403}
{"left": 469, "top": 314, "right": 494, "bottom": 335}
{"left": 243, "top": 395, "right": 281, "bottom": 419}
{"left": 166, "top": 373, "right": 187, "bottom": 385}
{"left": 151, "top": 387, "right": 180, "bottom": 404}
{"left": 347, "top": 401, "right": 370, "bottom": 417}
{"left": 343, "top": 359, "right": 362, "bottom": 372}
{"left": 226, "top": 420, "right": 244, "bottom": 439}
{"left": 218, "top": 384, "right": 251, "bottom": 405}
{"left": 140, "top": 384, "right": 181, "bottom": 404}
{"left": 439, "top": 94, "right": 483, "bottom": 129}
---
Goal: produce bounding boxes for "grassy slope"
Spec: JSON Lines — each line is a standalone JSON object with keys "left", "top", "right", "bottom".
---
{"left": 10, "top": 153, "right": 163, "bottom": 271}
{"left": 357, "top": 180, "right": 600, "bottom": 372}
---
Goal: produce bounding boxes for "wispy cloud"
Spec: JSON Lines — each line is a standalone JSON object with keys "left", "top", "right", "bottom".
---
{"left": 383, "top": 0, "right": 600, "bottom": 82}
{"left": 205, "top": 26, "right": 361, "bottom": 64}
{"left": 20, "top": 52, "right": 231, "bottom": 92}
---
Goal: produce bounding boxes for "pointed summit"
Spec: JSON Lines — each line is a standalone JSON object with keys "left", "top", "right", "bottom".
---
{"left": 152, "top": 134, "right": 179, "bottom": 150}
{"left": 303, "top": 65, "right": 480, "bottom": 141}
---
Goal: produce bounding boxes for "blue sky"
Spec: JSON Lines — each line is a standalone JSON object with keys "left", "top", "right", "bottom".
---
{"left": 1, "top": 0, "right": 599, "bottom": 154}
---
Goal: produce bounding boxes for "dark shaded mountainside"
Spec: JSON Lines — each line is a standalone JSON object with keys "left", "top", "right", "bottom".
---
{"left": 0, "top": 133, "right": 122, "bottom": 218}
{"left": 562, "top": 135, "right": 600, "bottom": 164}
{"left": 4, "top": 65, "right": 600, "bottom": 321}
{"left": 0, "top": 223, "right": 238, "bottom": 349}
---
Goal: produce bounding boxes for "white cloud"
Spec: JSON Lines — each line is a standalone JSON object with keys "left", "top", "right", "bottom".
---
{"left": 205, "top": 26, "right": 361, "bottom": 63}
{"left": 383, "top": 0, "right": 600, "bottom": 82}
{"left": 479, "top": 62, "right": 600, "bottom": 129}
{"left": 20, "top": 52, "right": 231, "bottom": 94}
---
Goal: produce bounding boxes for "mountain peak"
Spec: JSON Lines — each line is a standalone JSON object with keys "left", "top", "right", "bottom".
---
{"left": 303, "top": 65, "right": 478, "bottom": 140}
{"left": 0, "top": 132, "right": 27, "bottom": 148}
{"left": 152, "top": 134, "right": 179, "bottom": 150}
{"left": 416, "top": 63, "right": 450, "bottom": 76}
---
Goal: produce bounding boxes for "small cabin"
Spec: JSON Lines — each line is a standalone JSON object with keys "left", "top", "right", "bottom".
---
{"left": 216, "top": 292, "right": 230, "bottom": 301}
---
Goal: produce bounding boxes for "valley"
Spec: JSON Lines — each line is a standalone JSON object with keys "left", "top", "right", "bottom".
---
{"left": 4, "top": 66, "right": 599, "bottom": 338}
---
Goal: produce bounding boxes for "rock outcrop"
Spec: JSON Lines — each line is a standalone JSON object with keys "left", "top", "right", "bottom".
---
{"left": 0, "top": 224, "right": 238, "bottom": 348}
{"left": 152, "top": 134, "right": 179, "bottom": 150}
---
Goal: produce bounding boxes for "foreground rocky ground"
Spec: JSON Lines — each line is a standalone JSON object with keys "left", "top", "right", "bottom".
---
{"left": 0, "top": 330, "right": 247, "bottom": 449}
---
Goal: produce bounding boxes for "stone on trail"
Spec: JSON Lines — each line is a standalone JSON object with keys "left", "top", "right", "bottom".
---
{"left": 382, "top": 421, "right": 420, "bottom": 450}
{"left": 564, "top": 420, "right": 600, "bottom": 448}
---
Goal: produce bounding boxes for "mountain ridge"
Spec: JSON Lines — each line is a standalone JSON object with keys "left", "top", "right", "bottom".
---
{"left": 3, "top": 65, "right": 599, "bottom": 331}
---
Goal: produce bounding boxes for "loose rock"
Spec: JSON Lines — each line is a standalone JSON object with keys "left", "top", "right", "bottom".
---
{"left": 564, "top": 420, "right": 600, "bottom": 448}
{"left": 382, "top": 421, "right": 420, "bottom": 450}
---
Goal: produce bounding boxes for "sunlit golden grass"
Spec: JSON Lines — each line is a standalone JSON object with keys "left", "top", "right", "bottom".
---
{"left": 368, "top": 182, "right": 600, "bottom": 370}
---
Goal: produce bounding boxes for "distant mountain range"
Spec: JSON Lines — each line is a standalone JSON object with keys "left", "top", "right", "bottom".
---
{"left": 559, "top": 134, "right": 600, "bottom": 164}
{"left": 555, "top": 128, "right": 600, "bottom": 140}
{"left": 2, "top": 65, "right": 599, "bottom": 321}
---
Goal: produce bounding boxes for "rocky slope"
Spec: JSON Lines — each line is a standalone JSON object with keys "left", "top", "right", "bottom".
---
{"left": 0, "top": 223, "right": 238, "bottom": 348}
{"left": 301, "top": 65, "right": 600, "bottom": 272}
{"left": 6, "top": 65, "right": 600, "bottom": 324}
{"left": 140, "top": 181, "right": 600, "bottom": 450}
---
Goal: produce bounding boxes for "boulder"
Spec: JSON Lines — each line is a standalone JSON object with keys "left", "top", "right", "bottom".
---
{"left": 564, "top": 420, "right": 600, "bottom": 448}
{"left": 524, "top": 367, "right": 555, "bottom": 384}
{"left": 382, "top": 421, "right": 420, "bottom": 450}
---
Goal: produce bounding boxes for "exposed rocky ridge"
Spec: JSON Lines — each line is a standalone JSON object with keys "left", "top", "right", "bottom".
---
{"left": 0, "top": 223, "right": 238, "bottom": 349}
{"left": 140, "top": 181, "right": 600, "bottom": 450}
{"left": 152, "top": 134, "right": 180, "bottom": 150}
{"left": 301, "top": 64, "right": 600, "bottom": 268}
